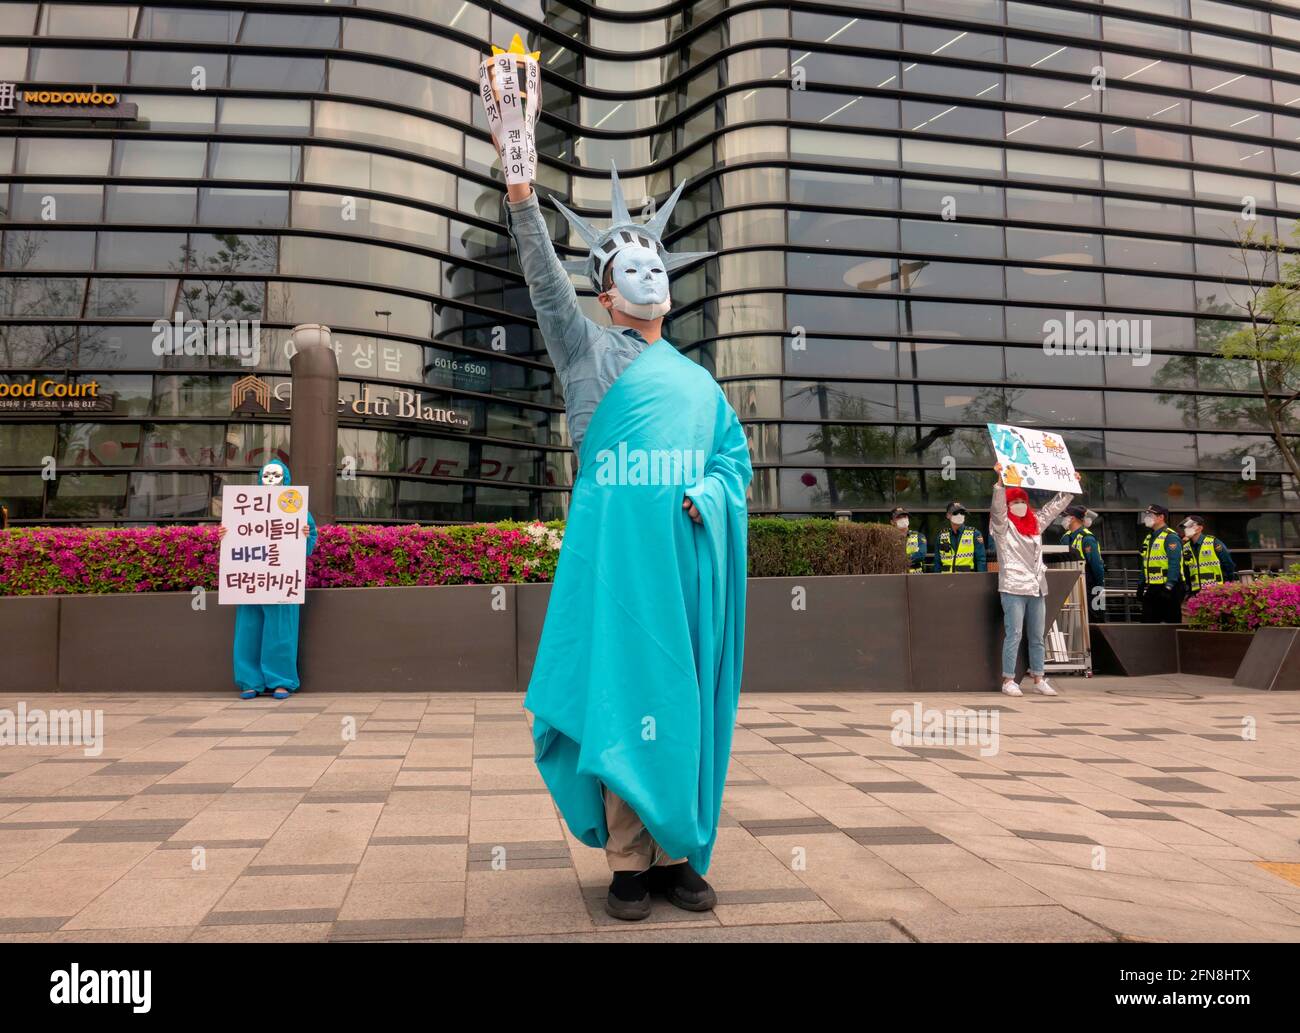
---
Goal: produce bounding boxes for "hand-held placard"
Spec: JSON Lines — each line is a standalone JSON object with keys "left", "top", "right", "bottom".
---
{"left": 479, "top": 34, "right": 541, "bottom": 186}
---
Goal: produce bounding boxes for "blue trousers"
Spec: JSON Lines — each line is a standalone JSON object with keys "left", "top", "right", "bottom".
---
{"left": 233, "top": 604, "right": 302, "bottom": 694}
{"left": 1000, "top": 591, "right": 1046, "bottom": 679}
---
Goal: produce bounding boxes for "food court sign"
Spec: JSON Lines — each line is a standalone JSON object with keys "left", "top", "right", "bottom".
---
{"left": 0, "top": 82, "right": 138, "bottom": 121}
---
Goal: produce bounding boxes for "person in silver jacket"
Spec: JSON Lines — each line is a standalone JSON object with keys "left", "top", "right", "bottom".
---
{"left": 990, "top": 463, "right": 1074, "bottom": 696}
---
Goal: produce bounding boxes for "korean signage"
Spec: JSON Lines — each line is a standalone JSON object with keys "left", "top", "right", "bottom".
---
{"left": 218, "top": 485, "right": 311, "bottom": 605}
{"left": 987, "top": 423, "right": 1082, "bottom": 494}
{"left": 0, "top": 82, "right": 138, "bottom": 121}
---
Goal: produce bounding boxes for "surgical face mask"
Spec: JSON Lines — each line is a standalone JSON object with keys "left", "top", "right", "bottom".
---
{"left": 1182, "top": 524, "right": 1199, "bottom": 539}
{"left": 1009, "top": 502, "right": 1028, "bottom": 518}
{"left": 605, "top": 244, "right": 669, "bottom": 318}
{"left": 894, "top": 517, "right": 909, "bottom": 530}
{"left": 949, "top": 513, "right": 966, "bottom": 527}
{"left": 1142, "top": 514, "right": 1155, "bottom": 528}
{"left": 261, "top": 463, "right": 284, "bottom": 486}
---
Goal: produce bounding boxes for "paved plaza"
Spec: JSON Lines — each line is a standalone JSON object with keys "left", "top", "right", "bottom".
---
{"left": 1, "top": 675, "right": 1299, "bottom": 943}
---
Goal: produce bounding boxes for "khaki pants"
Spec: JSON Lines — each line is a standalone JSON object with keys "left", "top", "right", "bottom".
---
{"left": 602, "top": 784, "right": 686, "bottom": 872}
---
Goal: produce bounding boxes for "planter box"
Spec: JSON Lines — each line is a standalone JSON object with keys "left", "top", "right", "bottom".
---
{"left": 1090, "top": 624, "right": 1181, "bottom": 677}
{"left": 1233, "top": 627, "right": 1300, "bottom": 691}
{"left": 4, "top": 570, "right": 1078, "bottom": 694}
{"left": 1176, "top": 630, "right": 1253, "bottom": 679}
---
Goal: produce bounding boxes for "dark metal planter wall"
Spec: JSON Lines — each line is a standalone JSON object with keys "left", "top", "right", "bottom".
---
{"left": 3, "top": 572, "right": 1077, "bottom": 694}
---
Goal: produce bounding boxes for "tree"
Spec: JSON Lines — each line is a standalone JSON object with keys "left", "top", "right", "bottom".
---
{"left": 1216, "top": 223, "right": 1300, "bottom": 485}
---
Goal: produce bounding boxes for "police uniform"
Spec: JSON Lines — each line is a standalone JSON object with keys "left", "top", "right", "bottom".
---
{"left": 1061, "top": 524, "right": 1106, "bottom": 622}
{"left": 933, "top": 526, "right": 986, "bottom": 573}
{"left": 1182, "top": 533, "right": 1236, "bottom": 594}
{"left": 1138, "top": 524, "right": 1183, "bottom": 623}
{"left": 905, "top": 529, "right": 927, "bottom": 573}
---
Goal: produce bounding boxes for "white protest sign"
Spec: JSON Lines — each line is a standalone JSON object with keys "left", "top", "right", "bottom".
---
{"left": 218, "top": 484, "right": 310, "bottom": 605}
{"left": 987, "top": 423, "right": 1082, "bottom": 494}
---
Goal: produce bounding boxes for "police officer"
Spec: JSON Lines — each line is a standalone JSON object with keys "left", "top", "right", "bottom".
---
{"left": 891, "top": 506, "right": 926, "bottom": 573}
{"left": 933, "top": 501, "right": 986, "bottom": 573}
{"left": 1059, "top": 504, "right": 1105, "bottom": 621}
{"left": 1137, "top": 503, "right": 1183, "bottom": 623}
{"left": 1180, "top": 514, "right": 1236, "bottom": 595}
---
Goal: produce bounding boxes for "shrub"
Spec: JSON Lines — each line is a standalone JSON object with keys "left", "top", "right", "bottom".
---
{"left": 1184, "top": 575, "right": 1300, "bottom": 632}
{"left": 748, "top": 518, "right": 907, "bottom": 577}
{"left": 0, "top": 517, "right": 908, "bottom": 596}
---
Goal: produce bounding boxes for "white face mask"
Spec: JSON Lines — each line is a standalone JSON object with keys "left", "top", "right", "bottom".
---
{"left": 605, "top": 244, "right": 670, "bottom": 319}
{"left": 950, "top": 513, "right": 966, "bottom": 527}
{"left": 1009, "top": 502, "right": 1028, "bottom": 518}
{"left": 894, "top": 518, "right": 909, "bottom": 530}
{"left": 260, "top": 463, "right": 285, "bottom": 486}
{"left": 1183, "top": 524, "right": 1198, "bottom": 539}
{"left": 1142, "top": 514, "right": 1155, "bottom": 528}
{"left": 605, "top": 285, "right": 671, "bottom": 320}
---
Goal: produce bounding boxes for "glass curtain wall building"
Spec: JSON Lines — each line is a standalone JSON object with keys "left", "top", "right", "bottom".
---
{"left": 0, "top": 0, "right": 1297, "bottom": 571}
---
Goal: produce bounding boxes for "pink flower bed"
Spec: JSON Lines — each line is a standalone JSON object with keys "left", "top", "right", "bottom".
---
{"left": 0, "top": 522, "right": 564, "bottom": 596}
{"left": 1183, "top": 576, "right": 1300, "bottom": 632}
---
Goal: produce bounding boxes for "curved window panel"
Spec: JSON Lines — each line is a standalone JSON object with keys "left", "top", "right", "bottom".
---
{"left": 789, "top": 89, "right": 893, "bottom": 129}
{"left": 210, "top": 143, "right": 301, "bottom": 182}
{"left": 1103, "top": 196, "right": 1193, "bottom": 235}
{"left": 1007, "top": 227, "right": 1099, "bottom": 265}
{"left": 104, "top": 185, "right": 192, "bottom": 226}
{"left": 218, "top": 98, "right": 311, "bottom": 136}
{"left": 906, "top": 341, "right": 1003, "bottom": 381}
{"left": 230, "top": 55, "right": 325, "bottom": 92}
{"left": 198, "top": 188, "right": 288, "bottom": 228}
{"left": 904, "top": 179, "right": 1004, "bottom": 219}
{"left": 1007, "top": 343, "right": 1106, "bottom": 386}
{"left": 133, "top": 95, "right": 216, "bottom": 131}
{"left": 88, "top": 277, "right": 176, "bottom": 318}
{"left": 19, "top": 138, "right": 111, "bottom": 177}
{"left": 128, "top": 472, "right": 212, "bottom": 519}
{"left": 177, "top": 278, "right": 263, "bottom": 322}
{"left": 790, "top": 170, "right": 894, "bottom": 210}
{"left": 130, "top": 51, "right": 227, "bottom": 88}
{"left": 114, "top": 139, "right": 207, "bottom": 179}
{"left": 0, "top": 424, "right": 54, "bottom": 467}
{"left": 3, "top": 229, "right": 94, "bottom": 271}
{"left": 46, "top": 473, "right": 129, "bottom": 519}
{"left": 315, "top": 101, "right": 461, "bottom": 164}
{"left": 791, "top": 128, "right": 895, "bottom": 168}
{"left": 137, "top": 8, "right": 240, "bottom": 43}
{"left": 29, "top": 48, "right": 128, "bottom": 82}
{"left": 916, "top": 383, "right": 1004, "bottom": 423}
{"left": 239, "top": 13, "right": 339, "bottom": 47}
{"left": 96, "top": 229, "right": 185, "bottom": 270}
{"left": 905, "top": 139, "right": 1001, "bottom": 176}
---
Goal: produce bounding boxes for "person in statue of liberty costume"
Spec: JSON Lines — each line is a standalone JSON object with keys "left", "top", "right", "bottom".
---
{"left": 219, "top": 459, "right": 318, "bottom": 700}
{"left": 481, "top": 37, "right": 753, "bottom": 921}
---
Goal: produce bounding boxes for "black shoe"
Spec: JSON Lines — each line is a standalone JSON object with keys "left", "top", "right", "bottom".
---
{"left": 657, "top": 862, "right": 717, "bottom": 912}
{"left": 605, "top": 870, "right": 651, "bottom": 921}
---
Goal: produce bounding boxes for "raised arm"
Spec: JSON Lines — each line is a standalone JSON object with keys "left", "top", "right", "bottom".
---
{"left": 989, "top": 471, "right": 1008, "bottom": 540}
{"left": 505, "top": 188, "right": 594, "bottom": 379}
{"left": 1036, "top": 492, "right": 1074, "bottom": 535}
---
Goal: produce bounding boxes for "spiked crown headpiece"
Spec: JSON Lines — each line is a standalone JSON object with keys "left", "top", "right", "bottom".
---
{"left": 550, "top": 160, "right": 713, "bottom": 292}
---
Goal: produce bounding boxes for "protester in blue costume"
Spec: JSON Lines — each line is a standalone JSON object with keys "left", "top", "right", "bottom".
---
{"left": 220, "top": 459, "right": 317, "bottom": 701}
{"left": 499, "top": 138, "right": 751, "bottom": 918}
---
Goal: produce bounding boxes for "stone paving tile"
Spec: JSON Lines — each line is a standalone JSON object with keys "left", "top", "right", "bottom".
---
{"left": 2, "top": 677, "right": 1300, "bottom": 941}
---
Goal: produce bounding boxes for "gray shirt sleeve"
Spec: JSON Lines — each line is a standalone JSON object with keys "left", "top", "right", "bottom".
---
{"left": 504, "top": 191, "right": 597, "bottom": 380}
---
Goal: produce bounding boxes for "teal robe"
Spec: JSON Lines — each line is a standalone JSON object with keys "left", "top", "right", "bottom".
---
{"left": 524, "top": 339, "right": 752, "bottom": 874}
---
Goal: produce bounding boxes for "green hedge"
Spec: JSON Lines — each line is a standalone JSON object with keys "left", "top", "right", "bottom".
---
{"left": 748, "top": 518, "right": 907, "bottom": 577}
